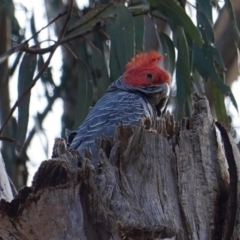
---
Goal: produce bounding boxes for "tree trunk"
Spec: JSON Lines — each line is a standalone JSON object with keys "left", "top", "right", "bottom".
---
{"left": 0, "top": 93, "right": 239, "bottom": 239}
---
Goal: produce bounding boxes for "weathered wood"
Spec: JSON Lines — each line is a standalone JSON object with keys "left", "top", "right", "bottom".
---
{"left": 0, "top": 153, "right": 13, "bottom": 202}
{"left": 0, "top": 93, "right": 239, "bottom": 239}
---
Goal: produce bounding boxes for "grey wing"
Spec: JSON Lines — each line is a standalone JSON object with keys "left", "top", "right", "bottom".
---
{"left": 68, "top": 91, "right": 153, "bottom": 156}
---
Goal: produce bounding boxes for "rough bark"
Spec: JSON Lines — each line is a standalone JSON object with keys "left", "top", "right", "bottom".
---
{"left": 0, "top": 93, "right": 240, "bottom": 240}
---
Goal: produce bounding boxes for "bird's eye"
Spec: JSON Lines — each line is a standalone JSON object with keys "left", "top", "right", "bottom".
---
{"left": 146, "top": 73, "right": 153, "bottom": 79}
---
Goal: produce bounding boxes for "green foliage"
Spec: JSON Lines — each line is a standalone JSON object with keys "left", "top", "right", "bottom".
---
{"left": 74, "top": 61, "right": 93, "bottom": 128}
{"left": 157, "top": 33, "right": 175, "bottom": 76}
{"left": 90, "top": 44, "right": 110, "bottom": 98}
{"left": 0, "top": 0, "right": 240, "bottom": 186}
{"left": 150, "top": 0, "right": 203, "bottom": 46}
{"left": 16, "top": 54, "right": 37, "bottom": 154}
{"left": 175, "top": 26, "right": 192, "bottom": 119}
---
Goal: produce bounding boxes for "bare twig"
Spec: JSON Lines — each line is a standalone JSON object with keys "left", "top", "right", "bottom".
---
{"left": 98, "top": 29, "right": 110, "bottom": 39}
{"left": 132, "top": 9, "right": 149, "bottom": 17}
{"left": 0, "top": 2, "right": 148, "bottom": 61}
{"left": 0, "top": 136, "right": 15, "bottom": 143}
{"left": 66, "top": 2, "right": 113, "bottom": 35}
{"left": 60, "top": 24, "right": 104, "bottom": 44}
{"left": 0, "top": 24, "right": 104, "bottom": 58}
{"left": 0, "top": 0, "right": 74, "bottom": 136}
{"left": 62, "top": 44, "right": 78, "bottom": 59}
{"left": 58, "top": 0, "right": 73, "bottom": 39}
{"left": 28, "top": 11, "right": 68, "bottom": 43}
{"left": 0, "top": 11, "right": 67, "bottom": 65}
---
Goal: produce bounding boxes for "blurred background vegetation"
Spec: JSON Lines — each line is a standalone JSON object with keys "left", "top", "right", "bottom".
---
{"left": 0, "top": 0, "right": 239, "bottom": 189}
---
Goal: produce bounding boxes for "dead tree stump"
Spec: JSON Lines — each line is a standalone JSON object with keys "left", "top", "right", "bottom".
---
{"left": 0, "top": 93, "right": 240, "bottom": 240}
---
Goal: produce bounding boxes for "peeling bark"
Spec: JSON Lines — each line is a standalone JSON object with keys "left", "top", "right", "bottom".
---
{"left": 0, "top": 93, "right": 239, "bottom": 240}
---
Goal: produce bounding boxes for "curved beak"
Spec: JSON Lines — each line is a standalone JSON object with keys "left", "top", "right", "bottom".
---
{"left": 146, "top": 83, "right": 170, "bottom": 116}
{"left": 149, "top": 83, "right": 170, "bottom": 103}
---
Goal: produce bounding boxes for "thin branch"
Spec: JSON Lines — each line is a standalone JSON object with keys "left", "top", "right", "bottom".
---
{"left": 27, "top": 11, "right": 68, "bottom": 43}
{"left": 60, "top": 24, "right": 105, "bottom": 45}
{"left": 0, "top": 25, "right": 104, "bottom": 57}
{"left": 65, "top": 2, "right": 113, "bottom": 36}
{"left": 0, "top": 11, "right": 67, "bottom": 65}
{"left": 186, "top": 1, "right": 197, "bottom": 9}
{"left": 0, "top": 3, "right": 147, "bottom": 61}
{"left": 0, "top": 0, "right": 74, "bottom": 136}
{"left": 58, "top": 0, "right": 73, "bottom": 39}
{"left": 0, "top": 136, "right": 15, "bottom": 143}
{"left": 62, "top": 44, "right": 78, "bottom": 59}
{"left": 132, "top": 9, "right": 149, "bottom": 17}
{"left": 0, "top": 52, "right": 54, "bottom": 136}
{"left": 98, "top": 29, "right": 110, "bottom": 40}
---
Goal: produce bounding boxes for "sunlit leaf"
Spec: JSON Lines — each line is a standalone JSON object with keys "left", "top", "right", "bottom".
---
{"left": 74, "top": 61, "right": 93, "bottom": 128}
{"left": 16, "top": 53, "right": 37, "bottom": 154}
{"left": 150, "top": 0, "right": 203, "bottom": 46}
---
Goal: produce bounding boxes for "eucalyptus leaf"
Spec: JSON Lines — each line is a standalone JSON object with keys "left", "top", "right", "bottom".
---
{"left": 210, "top": 80, "right": 229, "bottom": 126}
{"left": 150, "top": 0, "right": 203, "bottom": 46}
{"left": 175, "top": 26, "right": 192, "bottom": 118}
{"left": 67, "top": 3, "right": 117, "bottom": 35}
{"left": 74, "top": 61, "right": 93, "bottom": 128}
{"left": 30, "top": 14, "right": 39, "bottom": 44}
{"left": 128, "top": 3, "right": 150, "bottom": 14}
{"left": 209, "top": 46, "right": 226, "bottom": 70}
{"left": 134, "top": 15, "right": 145, "bottom": 53}
{"left": 195, "top": 5, "right": 231, "bottom": 117}
{"left": 115, "top": 5, "right": 135, "bottom": 74}
{"left": 16, "top": 53, "right": 37, "bottom": 154}
{"left": 106, "top": 19, "right": 122, "bottom": 82}
{"left": 38, "top": 55, "right": 55, "bottom": 87}
{"left": 197, "top": 12, "right": 214, "bottom": 44}
{"left": 193, "top": 44, "right": 238, "bottom": 111}
{"left": 131, "top": 0, "right": 148, "bottom": 4}
{"left": 158, "top": 32, "right": 175, "bottom": 76}
{"left": 192, "top": 68, "right": 204, "bottom": 95}
{"left": 195, "top": 0, "right": 212, "bottom": 23}
{"left": 90, "top": 45, "right": 111, "bottom": 97}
